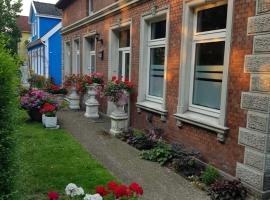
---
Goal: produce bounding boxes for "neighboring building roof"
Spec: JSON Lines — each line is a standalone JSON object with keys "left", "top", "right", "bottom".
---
{"left": 16, "top": 16, "right": 31, "bottom": 32}
{"left": 56, "top": 0, "right": 74, "bottom": 9}
{"left": 33, "top": 1, "right": 62, "bottom": 17}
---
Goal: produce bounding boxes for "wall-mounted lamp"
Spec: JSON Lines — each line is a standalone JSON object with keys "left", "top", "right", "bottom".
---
{"left": 98, "top": 49, "right": 104, "bottom": 60}
{"left": 95, "top": 33, "right": 103, "bottom": 45}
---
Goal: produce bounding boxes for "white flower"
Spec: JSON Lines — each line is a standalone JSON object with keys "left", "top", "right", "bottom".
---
{"left": 65, "top": 183, "right": 78, "bottom": 196}
{"left": 65, "top": 183, "right": 84, "bottom": 197}
{"left": 84, "top": 194, "right": 103, "bottom": 200}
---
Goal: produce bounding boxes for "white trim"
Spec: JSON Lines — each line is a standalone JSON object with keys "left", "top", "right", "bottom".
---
{"left": 36, "top": 14, "right": 62, "bottom": 20}
{"left": 82, "top": 31, "right": 96, "bottom": 75}
{"left": 37, "top": 17, "right": 40, "bottom": 38}
{"left": 176, "top": 0, "right": 234, "bottom": 137}
{"left": 62, "top": 0, "right": 141, "bottom": 34}
{"left": 137, "top": 7, "right": 170, "bottom": 115}
{"left": 41, "top": 22, "right": 62, "bottom": 41}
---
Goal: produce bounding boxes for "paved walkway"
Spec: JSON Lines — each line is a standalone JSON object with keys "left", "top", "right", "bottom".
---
{"left": 58, "top": 110, "right": 209, "bottom": 200}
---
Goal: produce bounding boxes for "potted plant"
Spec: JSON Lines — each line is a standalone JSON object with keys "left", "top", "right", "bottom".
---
{"left": 64, "top": 74, "right": 81, "bottom": 109}
{"left": 43, "top": 83, "right": 67, "bottom": 101}
{"left": 103, "top": 76, "right": 133, "bottom": 135}
{"left": 40, "top": 103, "right": 59, "bottom": 128}
{"left": 20, "top": 90, "right": 48, "bottom": 122}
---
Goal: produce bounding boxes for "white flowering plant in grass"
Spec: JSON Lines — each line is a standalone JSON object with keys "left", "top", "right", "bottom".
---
{"left": 65, "top": 183, "right": 85, "bottom": 198}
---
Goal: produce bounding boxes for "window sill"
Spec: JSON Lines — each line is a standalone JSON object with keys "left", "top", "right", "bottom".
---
{"left": 136, "top": 101, "right": 168, "bottom": 121}
{"left": 174, "top": 111, "right": 229, "bottom": 142}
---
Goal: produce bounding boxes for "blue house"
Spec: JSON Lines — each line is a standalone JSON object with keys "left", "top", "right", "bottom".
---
{"left": 27, "top": 1, "right": 62, "bottom": 85}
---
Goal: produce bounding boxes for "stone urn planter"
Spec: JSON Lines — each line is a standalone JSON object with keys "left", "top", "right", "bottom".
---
{"left": 110, "top": 103, "right": 128, "bottom": 136}
{"left": 42, "top": 114, "right": 58, "bottom": 128}
{"left": 68, "top": 86, "right": 80, "bottom": 110}
{"left": 28, "top": 110, "right": 42, "bottom": 122}
{"left": 84, "top": 84, "right": 100, "bottom": 119}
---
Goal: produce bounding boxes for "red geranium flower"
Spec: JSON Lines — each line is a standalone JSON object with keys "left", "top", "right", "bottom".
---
{"left": 112, "top": 76, "right": 117, "bottom": 81}
{"left": 129, "top": 182, "right": 143, "bottom": 196}
{"left": 47, "top": 192, "right": 59, "bottom": 200}
{"left": 115, "top": 80, "right": 120, "bottom": 84}
{"left": 113, "top": 184, "right": 128, "bottom": 198}
{"left": 95, "top": 185, "right": 109, "bottom": 197}
{"left": 108, "top": 181, "right": 118, "bottom": 191}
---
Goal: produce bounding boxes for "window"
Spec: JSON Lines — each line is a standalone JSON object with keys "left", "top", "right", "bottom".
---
{"left": 64, "top": 42, "right": 71, "bottom": 75}
{"left": 146, "top": 19, "right": 167, "bottom": 102}
{"left": 175, "top": 1, "right": 233, "bottom": 136}
{"left": 89, "top": 37, "right": 96, "bottom": 73}
{"left": 73, "top": 39, "right": 80, "bottom": 74}
{"left": 83, "top": 36, "right": 96, "bottom": 74}
{"left": 89, "top": 0, "right": 93, "bottom": 15}
{"left": 137, "top": 10, "right": 169, "bottom": 120}
{"left": 189, "top": 3, "right": 227, "bottom": 117}
{"left": 118, "top": 29, "right": 130, "bottom": 80}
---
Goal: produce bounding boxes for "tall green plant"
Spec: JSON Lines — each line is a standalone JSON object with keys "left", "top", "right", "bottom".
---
{"left": 0, "top": 36, "right": 19, "bottom": 199}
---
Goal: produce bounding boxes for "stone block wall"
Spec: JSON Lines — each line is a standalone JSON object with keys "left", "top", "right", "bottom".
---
{"left": 237, "top": 0, "right": 270, "bottom": 198}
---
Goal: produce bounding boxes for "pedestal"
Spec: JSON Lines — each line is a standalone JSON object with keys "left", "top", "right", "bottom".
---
{"left": 84, "top": 85, "right": 100, "bottom": 119}
{"left": 68, "top": 87, "right": 80, "bottom": 110}
{"left": 110, "top": 104, "right": 128, "bottom": 136}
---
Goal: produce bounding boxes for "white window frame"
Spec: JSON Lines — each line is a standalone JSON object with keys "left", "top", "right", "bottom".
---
{"left": 83, "top": 32, "right": 96, "bottom": 75}
{"left": 64, "top": 41, "right": 71, "bottom": 75}
{"left": 73, "top": 38, "right": 80, "bottom": 74}
{"left": 175, "top": 0, "right": 234, "bottom": 137}
{"left": 89, "top": 0, "right": 93, "bottom": 15}
{"left": 118, "top": 46, "right": 131, "bottom": 81}
{"left": 137, "top": 7, "right": 169, "bottom": 118}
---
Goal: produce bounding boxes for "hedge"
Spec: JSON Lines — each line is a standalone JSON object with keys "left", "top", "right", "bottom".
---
{"left": 0, "top": 37, "right": 19, "bottom": 199}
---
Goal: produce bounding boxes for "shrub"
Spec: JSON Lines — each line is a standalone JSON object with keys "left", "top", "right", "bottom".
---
{"left": 140, "top": 143, "right": 174, "bottom": 165}
{"left": 171, "top": 143, "right": 203, "bottom": 176}
{"left": 208, "top": 180, "right": 247, "bottom": 200}
{"left": 201, "top": 166, "right": 220, "bottom": 186}
{"left": 0, "top": 37, "right": 19, "bottom": 199}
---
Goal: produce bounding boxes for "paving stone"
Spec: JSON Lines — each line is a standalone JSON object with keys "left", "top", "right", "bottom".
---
{"left": 254, "top": 35, "right": 270, "bottom": 52}
{"left": 248, "top": 14, "right": 270, "bottom": 34}
{"left": 241, "top": 92, "right": 270, "bottom": 113}
{"left": 257, "top": 0, "right": 270, "bottom": 14}
{"left": 245, "top": 55, "right": 270, "bottom": 73}
{"left": 238, "top": 127, "right": 270, "bottom": 152}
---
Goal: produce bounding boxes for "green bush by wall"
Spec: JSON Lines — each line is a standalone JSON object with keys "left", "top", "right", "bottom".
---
{"left": 0, "top": 37, "right": 19, "bottom": 199}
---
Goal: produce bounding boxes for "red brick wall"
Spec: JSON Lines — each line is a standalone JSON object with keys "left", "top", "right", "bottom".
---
{"left": 62, "top": 0, "right": 118, "bottom": 27}
{"left": 61, "top": 0, "right": 256, "bottom": 175}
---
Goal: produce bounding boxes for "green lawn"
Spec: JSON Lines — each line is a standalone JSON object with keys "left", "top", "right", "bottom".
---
{"left": 14, "top": 117, "right": 118, "bottom": 200}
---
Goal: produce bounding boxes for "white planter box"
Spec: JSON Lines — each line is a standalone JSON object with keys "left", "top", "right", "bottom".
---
{"left": 43, "top": 115, "right": 58, "bottom": 128}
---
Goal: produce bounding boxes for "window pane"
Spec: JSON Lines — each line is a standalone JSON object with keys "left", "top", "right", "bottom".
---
{"left": 151, "top": 20, "right": 166, "bottom": 40}
{"left": 125, "top": 53, "right": 130, "bottom": 80}
{"left": 119, "top": 29, "right": 130, "bottom": 48}
{"left": 149, "top": 47, "right": 165, "bottom": 98}
{"left": 90, "top": 37, "right": 95, "bottom": 51}
{"left": 192, "top": 41, "right": 225, "bottom": 110}
{"left": 197, "top": 5, "right": 227, "bottom": 32}
{"left": 90, "top": 54, "right": 95, "bottom": 73}
{"left": 118, "top": 51, "right": 122, "bottom": 79}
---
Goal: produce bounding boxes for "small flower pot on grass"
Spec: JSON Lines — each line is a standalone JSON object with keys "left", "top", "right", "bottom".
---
{"left": 40, "top": 103, "right": 59, "bottom": 128}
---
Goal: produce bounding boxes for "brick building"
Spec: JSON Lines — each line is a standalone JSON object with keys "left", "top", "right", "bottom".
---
{"left": 56, "top": 0, "right": 270, "bottom": 198}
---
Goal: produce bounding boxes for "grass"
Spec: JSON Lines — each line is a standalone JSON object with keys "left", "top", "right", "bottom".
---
{"left": 14, "top": 116, "right": 118, "bottom": 200}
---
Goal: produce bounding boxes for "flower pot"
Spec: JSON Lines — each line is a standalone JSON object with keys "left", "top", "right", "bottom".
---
{"left": 43, "top": 115, "right": 58, "bottom": 128}
{"left": 110, "top": 103, "right": 128, "bottom": 136}
{"left": 28, "top": 110, "right": 42, "bottom": 122}
{"left": 68, "top": 86, "right": 80, "bottom": 110}
{"left": 84, "top": 84, "right": 100, "bottom": 119}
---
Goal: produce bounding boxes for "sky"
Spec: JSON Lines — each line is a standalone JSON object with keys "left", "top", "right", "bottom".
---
{"left": 20, "top": 0, "right": 58, "bottom": 16}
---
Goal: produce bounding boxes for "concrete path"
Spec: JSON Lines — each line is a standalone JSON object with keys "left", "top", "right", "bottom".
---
{"left": 58, "top": 110, "right": 209, "bottom": 200}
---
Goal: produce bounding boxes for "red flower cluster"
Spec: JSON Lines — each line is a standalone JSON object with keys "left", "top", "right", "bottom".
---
{"left": 47, "top": 192, "right": 59, "bottom": 200}
{"left": 95, "top": 181, "right": 143, "bottom": 199}
{"left": 44, "top": 83, "right": 61, "bottom": 91}
{"left": 40, "top": 103, "right": 56, "bottom": 113}
{"left": 111, "top": 76, "right": 134, "bottom": 89}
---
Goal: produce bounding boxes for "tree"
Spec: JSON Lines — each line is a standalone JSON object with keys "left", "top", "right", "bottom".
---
{"left": 0, "top": 0, "right": 22, "bottom": 54}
